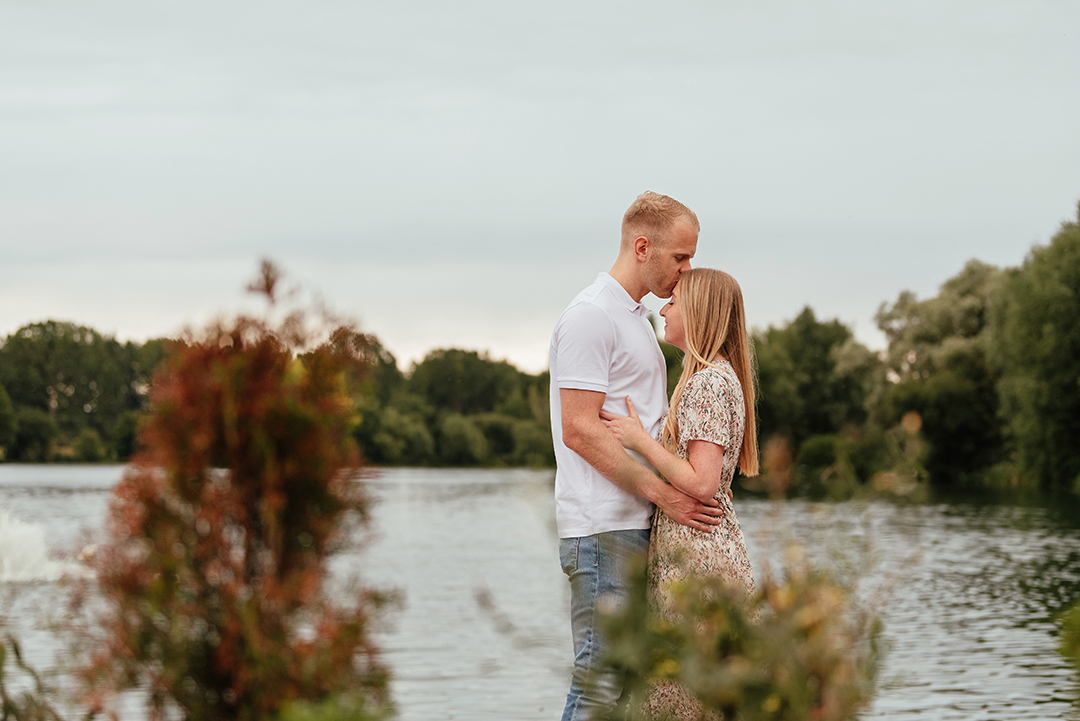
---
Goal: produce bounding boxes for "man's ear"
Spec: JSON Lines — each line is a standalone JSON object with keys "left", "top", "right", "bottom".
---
{"left": 633, "top": 235, "right": 650, "bottom": 262}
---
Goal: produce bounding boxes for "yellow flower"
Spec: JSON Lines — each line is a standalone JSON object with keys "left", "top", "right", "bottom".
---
{"left": 655, "top": 659, "right": 681, "bottom": 678}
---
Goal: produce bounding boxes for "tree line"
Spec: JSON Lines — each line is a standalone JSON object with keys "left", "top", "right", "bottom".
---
{"left": 0, "top": 325, "right": 556, "bottom": 469}
{"left": 0, "top": 201, "right": 1077, "bottom": 489}
{"left": 352, "top": 344, "right": 555, "bottom": 467}
{"left": 0, "top": 322, "right": 168, "bottom": 462}
{"left": 751, "top": 201, "right": 1080, "bottom": 493}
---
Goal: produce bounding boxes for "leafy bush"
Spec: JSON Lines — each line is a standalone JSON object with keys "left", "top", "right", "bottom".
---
{"left": 274, "top": 693, "right": 387, "bottom": 721}
{"left": 73, "top": 427, "right": 106, "bottom": 462}
{"left": 600, "top": 547, "right": 881, "bottom": 721}
{"left": 10, "top": 407, "right": 57, "bottom": 462}
{"left": 369, "top": 407, "right": 435, "bottom": 466}
{"left": 512, "top": 418, "right": 556, "bottom": 467}
{"left": 1059, "top": 597, "right": 1080, "bottom": 671}
{"left": 866, "top": 414, "right": 930, "bottom": 502}
{"left": 797, "top": 434, "right": 842, "bottom": 470}
{"left": 437, "top": 413, "right": 489, "bottom": 466}
{"left": 472, "top": 413, "right": 516, "bottom": 461}
{"left": 69, "top": 265, "right": 392, "bottom": 721}
{"left": 791, "top": 434, "right": 862, "bottom": 500}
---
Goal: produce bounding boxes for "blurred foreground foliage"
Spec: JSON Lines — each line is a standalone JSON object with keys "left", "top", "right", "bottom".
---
{"left": 595, "top": 440, "right": 890, "bottom": 720}
{"left": 0, "top": 633, "right": 68, "bottom": 721}
{"left": 1059, "top": 601, "right": 1080, "bottom": 670}
{"left": 600, "top": 543, "right": 881, "bottom": 721}
{"left": 54, "top": 263, "right": 393, "bottom": 721}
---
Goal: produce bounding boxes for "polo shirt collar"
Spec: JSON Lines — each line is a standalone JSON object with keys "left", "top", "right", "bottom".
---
{"left": 596, "top": 272, "right": 649, "bottom": 319}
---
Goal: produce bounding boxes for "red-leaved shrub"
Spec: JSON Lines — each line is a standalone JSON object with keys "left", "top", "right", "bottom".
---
{"left": 72, "top": 264, "right": 390, "bottom": 721}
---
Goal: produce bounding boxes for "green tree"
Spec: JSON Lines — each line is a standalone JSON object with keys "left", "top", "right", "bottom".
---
{"left": 437, "top": 413, "right": 489, "bottom": 465}
{"left": 362, "top": 340, "right": 406, "bottom": 408}
{"left": 511, "top": 418, "right": 556, "bottom": 467}
{"left": 111, "top": 409, "right": 144, "bottom": 461}
{"left": 9, "top": 407, "right": 57, "bottom": 462}
{"left": 408, "top": 349, "right": 525, "bottom": 417}
{"left": 526, "top": 372, "right": 552, "bottom": 428}
{"left": 471, "top": 413, "right": 517, "bottom": 462}
{"left": 351, "top": 342, "right": 437, "bottom": 466}
{"left": 0, "top": 322, "right": 122, "bottom": 434}
{"left": 135, "top": 337, "right": 170, "bottom": 387}
{"left": 754, "top": 308, "right": 878, "bottom": 452}
{"left": 0, "top": 383, "right": 15, "bottom": 455}
{"left": 369, "top": 407, "right": 436, "bottom": 465}
{"left": 648, "top": 312, "right": 684, "bottom": 397}
{"left": 990, "top": 202, "right": 1080, "bottom": 489}
{"left": 875, "top": 260, "right": 1006, "bottom": 484}
{"left": 0, "top": 322, "right": 167, "bottom": 457}
{"left": 73, "top": 427, "right": 106, "bottom": 462}
{"left": 659, "top": 339, "right": 683, "bottom": 398}
{"left": 354, "top": 346, "right": 553, "bottom": 468}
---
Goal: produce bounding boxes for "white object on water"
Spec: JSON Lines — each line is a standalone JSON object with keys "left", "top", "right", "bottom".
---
{"left": 0, "top": 507, "right": 71, "bottom": 582}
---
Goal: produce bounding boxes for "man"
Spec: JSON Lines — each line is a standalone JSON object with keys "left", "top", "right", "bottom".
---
{"left": 550, "top": 191, "right": 723, "bottom": 721}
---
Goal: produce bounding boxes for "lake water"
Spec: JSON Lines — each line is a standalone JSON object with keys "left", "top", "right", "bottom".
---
{"left": 1, "top": 465, "right": 1079, "bottom": 720}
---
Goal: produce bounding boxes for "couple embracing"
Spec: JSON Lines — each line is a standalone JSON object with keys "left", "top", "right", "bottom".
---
{"left": 550, "top": 191, "right": 759, "bottom": 721}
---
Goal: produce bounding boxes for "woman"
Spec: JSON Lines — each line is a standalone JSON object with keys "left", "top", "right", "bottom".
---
{"left": 600, "top": 268, "right": 759, "bottom": 720}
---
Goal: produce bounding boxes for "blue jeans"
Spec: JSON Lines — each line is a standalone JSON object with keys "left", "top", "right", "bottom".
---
{"left": 560, "top": 529, "right": 651, "bottom": 721}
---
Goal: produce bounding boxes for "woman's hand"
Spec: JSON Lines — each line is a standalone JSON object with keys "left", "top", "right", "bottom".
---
{"left": 600, "top": 396, "right": 651, "bottom": 453}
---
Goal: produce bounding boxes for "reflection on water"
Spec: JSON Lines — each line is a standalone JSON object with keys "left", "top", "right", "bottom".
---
{"left": 1, "top": 465, "right": 1080, "bottom": 720}
{"left": 738, "top": 500, "right": 1080, "bottom": 720}
{"left": 856, "top": 502, "right": 1080, "bottom": 719}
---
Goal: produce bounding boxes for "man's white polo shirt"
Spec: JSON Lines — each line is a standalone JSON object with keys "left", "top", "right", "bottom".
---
{"left": 549, "top": 272, "right": 669, "bottom": 539}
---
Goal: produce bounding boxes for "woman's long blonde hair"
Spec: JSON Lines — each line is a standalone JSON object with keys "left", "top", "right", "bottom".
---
{"left": 660, "top": 268, "right": 759, "bottom": 476}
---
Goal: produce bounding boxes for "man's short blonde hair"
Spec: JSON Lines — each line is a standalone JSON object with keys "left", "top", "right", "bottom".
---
{"left": 621, "top": 191, "right": 700, "bottom": 249}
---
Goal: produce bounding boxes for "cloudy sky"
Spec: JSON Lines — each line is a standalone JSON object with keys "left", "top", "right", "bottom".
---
{"left": 2, "top": 1, "right": 1078, "bottom": 372}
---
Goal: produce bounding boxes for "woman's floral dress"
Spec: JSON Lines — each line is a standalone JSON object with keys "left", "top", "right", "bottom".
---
{"left": 644, "top": 361, "right": 755, "bottom": 721}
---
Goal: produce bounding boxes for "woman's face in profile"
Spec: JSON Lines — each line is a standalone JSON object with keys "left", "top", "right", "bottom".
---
{"left": 659, "top": 282, "right": 686, "bottom": 351}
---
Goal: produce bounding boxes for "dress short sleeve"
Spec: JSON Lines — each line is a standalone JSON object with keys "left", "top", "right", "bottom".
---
{"left": 678, "top": 370, "right": 731, "bottom": 449}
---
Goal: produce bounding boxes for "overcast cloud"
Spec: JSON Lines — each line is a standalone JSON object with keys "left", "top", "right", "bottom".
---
{"left": 2, "top": 1, "right": 1078, "bottom": 371}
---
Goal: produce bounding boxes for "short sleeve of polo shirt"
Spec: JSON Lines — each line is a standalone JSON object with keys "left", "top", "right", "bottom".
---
{"left": 554, "top": 301, "right": 615, "bottom": 393}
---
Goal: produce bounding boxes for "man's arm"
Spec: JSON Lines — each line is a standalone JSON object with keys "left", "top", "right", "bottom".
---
{"left": 561, "top": 388, "right": 721, "bottom": 531}
{"left": 601, "top": 397, "right": 727, "bottom": 503}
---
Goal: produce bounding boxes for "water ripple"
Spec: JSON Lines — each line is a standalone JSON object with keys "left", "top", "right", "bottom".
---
{"left": 3, "top": 466, "right": 1080, "bottom": 720}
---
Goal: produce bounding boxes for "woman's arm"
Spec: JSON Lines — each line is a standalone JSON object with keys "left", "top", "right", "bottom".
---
{"left": 562, "top": 389, "right": 723, "bottom": 530}
{"left": 601, "top": 397, "right": 726, "bottom": 503}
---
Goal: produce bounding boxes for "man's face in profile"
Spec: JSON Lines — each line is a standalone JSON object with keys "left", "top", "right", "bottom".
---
{"left": 644, "top": 216, "right": 698, "bottom": 299}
